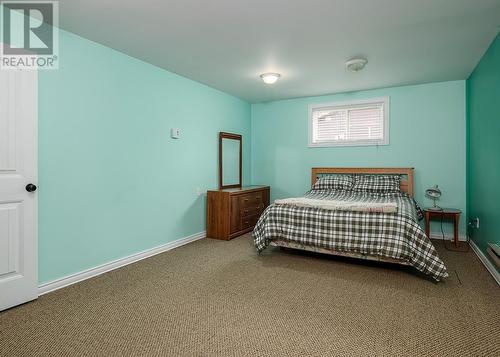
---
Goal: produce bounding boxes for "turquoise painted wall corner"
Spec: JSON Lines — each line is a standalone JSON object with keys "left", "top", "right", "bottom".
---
{"left": 467, "top": 32, "right": 500, "bottom": 269}
{"left": 250, "top": 81, "right": 467, "bottom": 236}
{"left": 38, "top": 30, "right": 251, "bottom": 284}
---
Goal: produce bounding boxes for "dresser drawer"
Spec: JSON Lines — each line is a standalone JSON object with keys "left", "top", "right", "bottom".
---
{"left": 239, "top": 192, "right": 262, "bottom": 208}
{"left": 240, "top": 204, "right": 263, "bottom": 216}
{"left": 240, "top": 213, "right": 260, "bottom": 230}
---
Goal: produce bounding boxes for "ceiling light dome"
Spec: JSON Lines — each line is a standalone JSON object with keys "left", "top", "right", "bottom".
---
{"left": 260, "top": 72, "right": 281, "bottom": 84}
{"left": 346, "top": 58, "right": 368, "bottom": 72}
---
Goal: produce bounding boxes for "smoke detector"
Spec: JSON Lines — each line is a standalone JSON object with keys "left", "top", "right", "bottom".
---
{"left": 346, "top": 58, "right": 368, "bottom": 72}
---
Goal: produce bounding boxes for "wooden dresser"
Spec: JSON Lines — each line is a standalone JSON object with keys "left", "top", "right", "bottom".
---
{"left": 206, "top": 186, "right": 270, "bottom": 240}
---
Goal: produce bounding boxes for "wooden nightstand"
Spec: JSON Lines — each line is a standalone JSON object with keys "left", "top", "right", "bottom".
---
{"left": 424, "top": 208, "right": 461, "bottom": 247}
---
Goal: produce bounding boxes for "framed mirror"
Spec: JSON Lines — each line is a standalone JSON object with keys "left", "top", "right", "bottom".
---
{"left": 219, "top": 132, "right": 242, "bottom": 189}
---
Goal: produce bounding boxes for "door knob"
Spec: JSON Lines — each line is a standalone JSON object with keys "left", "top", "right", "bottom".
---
{"left": 25, "top": 183, "right": 37, "bottom": 192}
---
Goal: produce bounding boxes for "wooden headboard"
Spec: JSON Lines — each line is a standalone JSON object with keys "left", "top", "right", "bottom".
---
{"left": 311, "top": 167, "right": 414, "bottom": 197}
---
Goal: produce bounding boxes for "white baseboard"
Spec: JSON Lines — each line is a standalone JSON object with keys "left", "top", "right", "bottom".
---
{"left": 429, "top": 232, "right": 467, "bottom": 242}
{"left": 38, "top": 231, "right": 206, "bottom": 295}
{"left": 469, "top": 240, "right": 500, "bottom": 286}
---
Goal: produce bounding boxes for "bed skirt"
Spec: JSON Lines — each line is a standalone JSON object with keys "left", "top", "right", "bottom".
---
{"left": 270, "top": 240, "right": 411, "bottom": 266}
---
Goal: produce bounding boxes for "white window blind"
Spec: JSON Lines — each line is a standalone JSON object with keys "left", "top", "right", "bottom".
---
{"left": 309, "top": 97, "right": 389, "bottom": 147}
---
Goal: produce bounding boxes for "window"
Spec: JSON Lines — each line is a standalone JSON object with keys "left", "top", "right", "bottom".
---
{"left": 308, "top": 97, "right": 389, "bottom": 147}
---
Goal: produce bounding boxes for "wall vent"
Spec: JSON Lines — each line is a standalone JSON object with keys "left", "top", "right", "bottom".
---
{"left": 487, "top": 243, "right": 500, "bottom": 268}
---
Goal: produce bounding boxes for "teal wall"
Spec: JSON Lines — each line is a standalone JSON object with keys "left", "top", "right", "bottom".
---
{"left": 467, "top": 33, "right": 500, "bottom": 267}
{"left": 38, "top": 30, "right": 251, "bottom": 284}
{"left": 251, "top": 81, "right": 467, "bottom": 236}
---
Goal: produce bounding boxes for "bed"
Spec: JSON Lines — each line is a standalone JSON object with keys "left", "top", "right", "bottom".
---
{"left": 252, "top": 168, "right": 448, "bottom": 281}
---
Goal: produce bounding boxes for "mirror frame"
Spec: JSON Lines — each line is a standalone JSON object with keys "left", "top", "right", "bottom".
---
{"left": 219, "top": 132, "right": 242, "bottom": 190}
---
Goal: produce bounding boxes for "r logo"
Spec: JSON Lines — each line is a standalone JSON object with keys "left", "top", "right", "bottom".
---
{"left": 2, "top": 1, "right": 54, "bottom": 55}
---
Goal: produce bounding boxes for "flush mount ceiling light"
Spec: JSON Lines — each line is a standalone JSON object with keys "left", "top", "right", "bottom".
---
{"left": 346, "top": 58, "right": 368, "bottom": 72}
{"left": 260, "top": 72, "right": 281, "bottom": 84}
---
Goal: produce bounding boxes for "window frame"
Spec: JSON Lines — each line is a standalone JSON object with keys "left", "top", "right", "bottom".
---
{"left": 308, "top": 97, "right": 390, "bottom": 148}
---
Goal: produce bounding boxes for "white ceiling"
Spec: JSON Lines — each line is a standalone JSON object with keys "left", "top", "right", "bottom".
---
{"left": 59, "top": 0, "right": 500, "bottom": 103}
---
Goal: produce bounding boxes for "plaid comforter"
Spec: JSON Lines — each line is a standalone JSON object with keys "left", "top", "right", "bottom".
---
{"left": 253, "top": 190, "right": 448, "bottom": 281}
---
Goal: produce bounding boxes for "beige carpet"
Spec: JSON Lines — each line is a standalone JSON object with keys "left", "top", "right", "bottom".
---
{"left": 1, "top": 234, "right": 499, "bottom": 357}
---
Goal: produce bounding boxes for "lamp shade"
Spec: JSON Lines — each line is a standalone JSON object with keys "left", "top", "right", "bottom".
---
{"left": 425, "top": 185, "right": 441, "bottom": 199}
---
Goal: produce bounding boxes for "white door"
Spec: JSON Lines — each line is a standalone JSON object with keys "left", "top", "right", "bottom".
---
{"left": 0, "top": 68, "right": 38, "bottom": 311}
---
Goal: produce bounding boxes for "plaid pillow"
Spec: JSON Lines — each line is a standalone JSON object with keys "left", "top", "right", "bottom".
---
{"left": 352, "top": 175, "right": 401, "bottom": 193}
{"left": 312, "top": 175, "right": 354, "bottom": 191}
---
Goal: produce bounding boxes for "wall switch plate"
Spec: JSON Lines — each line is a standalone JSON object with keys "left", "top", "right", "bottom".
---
{"left": 170, "top": 128, "right": 181, "bottom": 139}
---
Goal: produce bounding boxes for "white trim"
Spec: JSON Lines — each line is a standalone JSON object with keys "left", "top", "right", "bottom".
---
{"left": 469, "top": 240, "right": 500, "bottom": 286}
{"left": 38, "top": 231, "right": 206, "bottom": 295}
{"left": 429, "top": 232, "right": 467, "bottom": 242}
{"left": 308, "top": 97, "right": 390, "bottom": 148}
